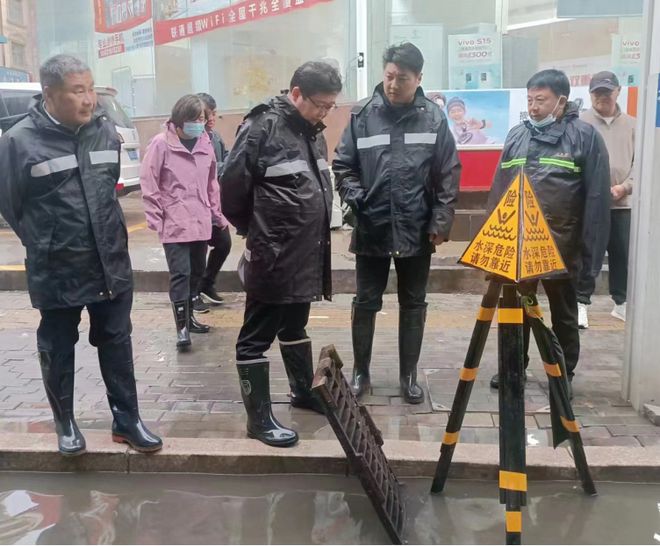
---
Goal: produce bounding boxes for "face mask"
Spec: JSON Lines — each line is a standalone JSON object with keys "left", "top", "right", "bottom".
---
{"left": 528, "top": 95, "right": 566, "bottom": 129}
{"left": 182, "top": 121, "right": 205, "bottom": 138}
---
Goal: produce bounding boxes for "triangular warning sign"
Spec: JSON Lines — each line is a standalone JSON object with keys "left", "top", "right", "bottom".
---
{"left": 459, "top": 170, "right": 567, "bottom": 282}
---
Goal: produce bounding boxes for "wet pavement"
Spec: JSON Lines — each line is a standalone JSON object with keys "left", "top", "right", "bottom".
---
{"left": 1, "top": 472, "right": 659, "bottom": 544}
{"left": 0, "top": 287, "right": 657, "bottom": 449}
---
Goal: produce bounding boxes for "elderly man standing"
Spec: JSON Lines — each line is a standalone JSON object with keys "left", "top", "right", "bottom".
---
{"left": 0, "top": 55, "right": 162, "bottom": 455}
{"left": 333, "top": 42, "right": 461, "bottom": 404}
{"left": 577, "top": 71, "right": 636, "bottom": 327}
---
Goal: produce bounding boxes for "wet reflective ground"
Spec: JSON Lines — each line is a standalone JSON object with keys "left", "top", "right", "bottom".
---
{"left": 1, "top": 473, "right": 659, "bottom": 544}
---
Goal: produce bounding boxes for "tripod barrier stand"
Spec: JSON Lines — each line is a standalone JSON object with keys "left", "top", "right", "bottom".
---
{"left": 430, "top": 279, "right": 596, "bottom": 544}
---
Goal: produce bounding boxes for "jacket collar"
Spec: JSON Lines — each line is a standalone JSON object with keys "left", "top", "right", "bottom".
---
{"left": 525, "top": 101, "right": 580, "bottom": 144}
{"left": 371, "top": 83, "right": 428, "bottom": 117}
{"left": 271, "top": 95, "right": 326, "bottom": 137}
{"left": 29, "top": 93, "right": 104, "bottom": 135}
{"left": 589, "top": 104, "right": 622, "bottom": 124}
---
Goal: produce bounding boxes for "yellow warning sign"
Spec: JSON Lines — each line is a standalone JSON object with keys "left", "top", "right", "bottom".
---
{"left": 519, "top": 175, "right": 566, "bottom": 279}
{"left": 459, "top": 170, "right": 566, "bottom": 282}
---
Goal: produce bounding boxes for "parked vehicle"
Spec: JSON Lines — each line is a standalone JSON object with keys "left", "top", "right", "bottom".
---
{"left": 0, "top": 82, "right": 141, "bottom": 195}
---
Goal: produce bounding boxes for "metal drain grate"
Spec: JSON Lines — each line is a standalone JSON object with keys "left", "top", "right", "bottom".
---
{"left": 312, "top": 345, "right": 406, "bottom": 545}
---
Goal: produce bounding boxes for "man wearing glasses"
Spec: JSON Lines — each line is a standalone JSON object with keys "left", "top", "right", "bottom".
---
{"left": 333, "top": 42, "right": 461, "bottom": 404}
{"left": 222, "top": 61, "right": 342, "bottom": 447}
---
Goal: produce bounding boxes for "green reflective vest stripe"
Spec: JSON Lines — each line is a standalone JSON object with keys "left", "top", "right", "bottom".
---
{"left": 539, "top": 157, "right": 582, "bottom": 173}
{"left": 501, "top": 158, "right": 527, "bottom": 169}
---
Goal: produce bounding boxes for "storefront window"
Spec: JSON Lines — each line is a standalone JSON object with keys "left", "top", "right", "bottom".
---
{"left": 36, "top": 0, "right": 356, "bottom": 117}
{"left": 34, "top": 0, "right": 642, "bottom": 120}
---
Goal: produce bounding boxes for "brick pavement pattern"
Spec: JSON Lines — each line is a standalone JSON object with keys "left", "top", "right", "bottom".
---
{"left": 0, "top": 291, "right": 657, "bottom": 448}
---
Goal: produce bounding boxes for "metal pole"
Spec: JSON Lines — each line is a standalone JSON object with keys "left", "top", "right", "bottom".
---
{"left": 498, "top": 283, "right": 526, "bottom": 545}
{"left": 430, "top": 279, "right": 501, "bottom": 494}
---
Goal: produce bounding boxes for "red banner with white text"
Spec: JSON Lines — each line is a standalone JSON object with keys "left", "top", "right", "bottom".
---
{"left": 95, "top": 0, "right": 152, "bottom": 33}
{"left": 94, "top": 0, "right": 154, "bottom": 58}
{"left": 154, "top": 0, "right": 333, "bottom": 45}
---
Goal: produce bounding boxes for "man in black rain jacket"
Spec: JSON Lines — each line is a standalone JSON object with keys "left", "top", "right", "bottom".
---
{"left": 0, "top": 55, "right": 161, "bottom": 455}
{"left": 487, "top": 69, "right": 611, "bottom": 394}
{"left": 222, "top": 61, "right": 342, "bottom": 447}
{"left": 333, "top": 43, "right": 461, "bottom": 404}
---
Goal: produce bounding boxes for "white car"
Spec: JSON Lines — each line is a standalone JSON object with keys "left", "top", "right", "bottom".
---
{"left": 0, "top": 82, "right": 141, "bottom": 195}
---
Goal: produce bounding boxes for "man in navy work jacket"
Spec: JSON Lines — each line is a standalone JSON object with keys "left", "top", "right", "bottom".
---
{"left": 487, "top": 69, "right": 611, "bottom": 397}
{"left": 333, "top": 42, "right": 461, "bottom": 404}
{"left": 0, "top": 55, "right": 162, "bottom": 456}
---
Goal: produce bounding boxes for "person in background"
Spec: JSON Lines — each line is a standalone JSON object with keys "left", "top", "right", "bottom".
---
{"left": 0, "top": 54, "right": 161, "bottom": 455}
{"left": 139, "top": 94, "right": 225, "bottom": 351}
{"left": 577, "top": 71, "right": 635, "bottom": 327}
{"left": 487, "top": 69, "right": 611, "bottom": 397}
{"left": 194, "top": 92, "right": 232, "bottom": 309}
{"left": 222, "top": 61, "right": 342, "bottom": 448}
{"left": 333, "top": 42, "right": 461, "bottom": 404}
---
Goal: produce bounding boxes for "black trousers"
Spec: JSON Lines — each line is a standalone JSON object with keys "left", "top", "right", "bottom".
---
{"left": 236, "top": 298, "right": 311, "bottom": 362}
{"left": 37, "top": 289, "right": 133, "bottom": 365}
{"left": 201, "top": 225, "right": 232, "bottom": 288}
{"left": 521, "top": 278, "right": 580, "bottom": 377}
{"left": 163, "top": 241, "right": 208, "bottom": 302}
{"left": 354, "top": 254, "right": 431, "bottom": 311}
{"left": 577, "top": 208, "right": 630, "bottom": 306}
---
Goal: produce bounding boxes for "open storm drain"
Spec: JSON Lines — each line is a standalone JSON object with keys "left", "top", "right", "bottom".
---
{"left": 312, "top": 345, "right": 406, "bottom": 545}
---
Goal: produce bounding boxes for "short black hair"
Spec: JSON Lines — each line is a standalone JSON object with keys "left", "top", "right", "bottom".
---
{"left": 197, "top": 92, "right": 217, "bottom": 111}
{"left": 289, "top": 61, "right": 343, "bottom": 97}
{"left": 170, "top": 94, "right": 205, "bottom": 128}
{"left": 383, "top": 42, "right": 424, "bottom": 74}
{"left": 526, "top": 69, "right": 570, "bottom": 98}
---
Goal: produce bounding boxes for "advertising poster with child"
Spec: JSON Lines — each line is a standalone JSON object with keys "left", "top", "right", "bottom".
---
{"left": 428, "top": 90, "right": 510, "bottom": 146}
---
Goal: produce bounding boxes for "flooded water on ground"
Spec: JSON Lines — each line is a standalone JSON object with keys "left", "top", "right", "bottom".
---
{"left": 0, "top": 472, "right": 659, "bottom": 544}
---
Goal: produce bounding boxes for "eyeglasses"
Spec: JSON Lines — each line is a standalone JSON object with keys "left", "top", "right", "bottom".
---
{"left": 306, "top": 96, "right": 337, "bottom": 112}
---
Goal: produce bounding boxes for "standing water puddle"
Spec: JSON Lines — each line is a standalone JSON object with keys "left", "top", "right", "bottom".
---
{"left": 0, "top": 473, "right": 659, "bottom": 544}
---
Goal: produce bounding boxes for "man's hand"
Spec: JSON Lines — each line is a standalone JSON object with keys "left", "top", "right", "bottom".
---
{"left": 429, "top": 234, "right": 444, "bottom": 246}
{"left": 611, "top": 184, "right": 627, "bottom": 201}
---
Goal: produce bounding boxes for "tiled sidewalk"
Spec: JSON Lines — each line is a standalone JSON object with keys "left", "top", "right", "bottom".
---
{"left": 0, "top": 291, "right": 657, "bottom": 448}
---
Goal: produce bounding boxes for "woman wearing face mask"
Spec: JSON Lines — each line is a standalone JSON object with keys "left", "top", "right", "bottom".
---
{"left": 139, "top": 94, "right": 224, "bottom": 351}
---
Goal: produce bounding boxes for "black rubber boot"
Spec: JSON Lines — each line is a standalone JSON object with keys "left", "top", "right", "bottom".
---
{"left": 237, "top": 360, "right": 298, "bottom": 447}
{"left": 39, "top": 351, "right": 86, "bottom": 456}
{"left": 351, "top": 305, "right": 377, "bottom": 398}
{"left": 172, "top": 301, "right": 191, "bottom": 350}
{"left": 279, "top": 339, "right": 324, "bottom": 414}
{"left": 399, "top": 307, "right": 426, "bottom": 404}
{"left": 189, "top": 298, "right": 211, "bottom": 334}
{"left": 99, "top": 338, "right": 163, "bottom": 453}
